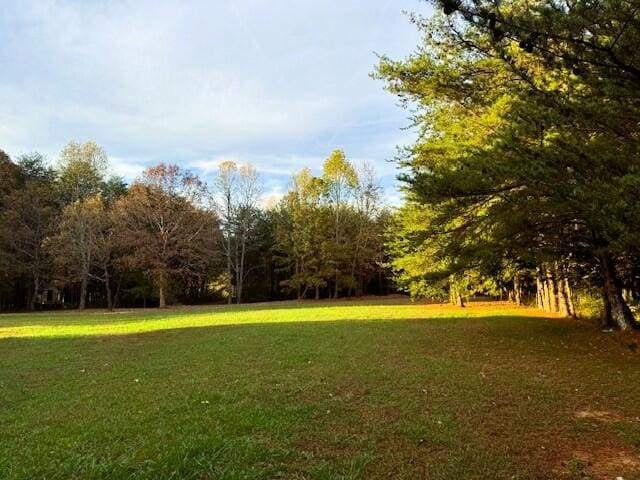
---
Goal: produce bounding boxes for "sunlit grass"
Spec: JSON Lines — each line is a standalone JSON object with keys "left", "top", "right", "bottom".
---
{"left": 0, "top": 298, "right": 538, "bottom": 339}
{"left": 1, "top": 299, "right": 640, "bottom": 479}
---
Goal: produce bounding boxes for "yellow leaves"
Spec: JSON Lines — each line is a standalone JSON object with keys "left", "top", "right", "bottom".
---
{"left": 322, "top": 149, "right": 358, "bottom": 189}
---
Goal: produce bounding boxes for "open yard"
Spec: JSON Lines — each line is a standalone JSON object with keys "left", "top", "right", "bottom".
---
{"left": 1, "top": 298, "right": 640, "bottom": 479}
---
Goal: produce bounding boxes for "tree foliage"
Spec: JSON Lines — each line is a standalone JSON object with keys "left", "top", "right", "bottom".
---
{"left": 377, "top": 0, "right": 640, "bottom": 328}
{"left": 273, "top": 153, "right": 390, "bottom": 299}
{"left": 113, "top": 164, "right": 217, "bottom": 308}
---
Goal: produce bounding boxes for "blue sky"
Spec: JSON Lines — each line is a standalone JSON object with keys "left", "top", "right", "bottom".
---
{"left": 0, "top": 1, "right": 431, "bottom": 204}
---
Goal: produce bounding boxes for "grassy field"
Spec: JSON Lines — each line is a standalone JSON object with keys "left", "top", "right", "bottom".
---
{"left": 1, "top": 298, "right": 640, "bottom": 479}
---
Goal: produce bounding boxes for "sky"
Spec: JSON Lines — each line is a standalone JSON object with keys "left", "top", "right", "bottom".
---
{"left": 0, "top": 1, "right": 432, "bottom": 205}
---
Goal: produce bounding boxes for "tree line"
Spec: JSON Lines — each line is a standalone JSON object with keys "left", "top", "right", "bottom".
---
{"left": 376, "top": 0, "right": 640, "bottom": 329}
{"left": 0, "top": 143, "right": 391, "bottom": 311}
{"left": 3, "top": 0, "right": 637, "bottom": 330}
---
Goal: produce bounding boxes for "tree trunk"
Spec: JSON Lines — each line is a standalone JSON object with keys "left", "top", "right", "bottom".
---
{"left": 226, "top": 235, "right": 232, "bottom": 305}
{"left": 113, "top": 275, "right": 122, "bottom": 309}
{"left": 449, "top": 279, "right": 465, "bottom": 307}
{"left": 237, "top": 233, "right": 246, "bottom": 304}
{"left": 349, "top": 261, "right": 357, "bottom": 297}
{"left": 158, "top": 270, "right": 167, "bottom": 308}
{"left": 599, "top": 254, "right": 636, "bottom": 330}
{"left": 104, "top": 266, "right": 113, "bottom": 311}
{"left": 555, "top": 262, "right": 575, "bottom": 318}
{"left": 536, "top": 267, "right": 544, "bottom": 309}
{"left": 79, "top": 273, "right": 88, "bottom": 310}
{"left": 564, "top": 277, "right": 576, "bottom": 317}
{"left": 603, "top": 286, "right": 612, "bottom": 328}
{"left": 235, "top": 236, "right": 240, "bottom": 305}
{"left": 554, "top": 262, "right": 569, "bottom": 317}
{"left": 541, "top": 266, "right": 551, "bottom": 311}
{"left": 29, "top": 274, "right": 39, "bottom": 311}
{"left": 315, "top": 285, "right": 320, "bottom": 300}
{"left": 513, "top": 274, "right": 522, "bottom": 306}
{"left": 538, "top": 264, "right": 554, "bottom": 313}
{"left": 159, "top": 283, "right": 166, "bottom": 309}
{"left": 334, "top": 200, "right": 340, "bottom": 300}
{"left": 453, "top": 291, "right": 465, "bottom": 307}
{"left": 544, "top": 265, "right": 558, "bottom": 313}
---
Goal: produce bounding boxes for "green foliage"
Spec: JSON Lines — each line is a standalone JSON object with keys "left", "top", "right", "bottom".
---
{"left": 57, "top": 140, "right": 109, "bottom": 204}
{"left": 377, "top": 2, "right": 640, "bottom": 322}
{"left": 0, "top": 153, "right": 59, "bottom": 309}
{"left": 273, "top": 156, "right": 389, "bottom": 299}
{"left": 322, "top": 149, "right": 358, "bottom": 202}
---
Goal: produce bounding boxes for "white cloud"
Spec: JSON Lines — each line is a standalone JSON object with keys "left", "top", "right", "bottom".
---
{"left": 187, "top": 153, "right": 325, "bottom": 177}
{"left": 0, "top": 0, "right": 430, "bottom": 200}
{"left": 109, "top": 156, "right": 148, "bottom": 180}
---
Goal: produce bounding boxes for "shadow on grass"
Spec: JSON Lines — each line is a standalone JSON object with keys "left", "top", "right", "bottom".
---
{"left": 2, "top": 312, "right": 638, "bottom": 480}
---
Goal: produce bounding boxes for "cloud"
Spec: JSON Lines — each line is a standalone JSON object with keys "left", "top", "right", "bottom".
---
{"left": 0, "top": 0, "right": 430, "bottom": 200}
{"left": 187, "top": 153, "right": 324, "bottom": 177}
{"left": 109, "top": 156, "right": 148, "bottom": 180}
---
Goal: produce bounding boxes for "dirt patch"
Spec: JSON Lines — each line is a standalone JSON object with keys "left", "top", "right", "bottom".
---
{"left": 566, "top": 446, "right": 640, "bottom": 479}
{"left": 576, "top": 409, "right": 627, "bottom": 423}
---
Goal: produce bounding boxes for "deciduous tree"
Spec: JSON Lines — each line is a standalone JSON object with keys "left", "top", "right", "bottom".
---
{"left": 114, "top": 164, "right": 217, "bottom": 308}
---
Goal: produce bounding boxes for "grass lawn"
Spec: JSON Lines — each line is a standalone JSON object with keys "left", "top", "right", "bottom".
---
{"left": 1, "top": 298, "right": 640, "bottom": 479}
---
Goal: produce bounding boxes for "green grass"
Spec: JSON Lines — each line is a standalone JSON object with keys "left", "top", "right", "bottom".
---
{"left": 0, "top": 299, "right": 529, "bottom": 338}
{"left": 1, "top": 298, "right": 640, "bottom": 479}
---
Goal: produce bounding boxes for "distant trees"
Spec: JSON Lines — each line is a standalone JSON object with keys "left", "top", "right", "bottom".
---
{"left": 0, "top": 144, "right": 223, "bottom": 310}
{"left": 0, "top": 151, "right": 21, "bottom": 307}
{"left": 377, "top": 1, "right": 640, "bottom": 328}
{"left": 57, "top": 141, "right": 109, "bottom": 204}
{"left": 273, "top": 151, "right": 390, "bottom": 299}
{"left": 213, "top": 161, "right": 261, "bottom": 304}
{"left": 49, "top": 196, "right": 108, "bottom": 309}
{"left": 322, "top": 150, "right": 359, "bottom": 298}
{"left": 350, "top": 162, "right": 386, "bottom": 296}
{"left": 0, "top": 153, "right": 58, "bottom": 310}
{"left": 274, "top": 168, "right": 328, "bottom": 299}
{"left": 0, "top": 141, "right": 393, "bottom": 311}
{"left": 113, "top": 164, "right": 218, "bottom": 308}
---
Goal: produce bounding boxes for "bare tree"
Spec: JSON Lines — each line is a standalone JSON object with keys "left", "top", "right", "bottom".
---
{"left": 213, "top": 161, "right": 261, "bottom": 304}
{"left": 214, "top": 161, "right": 238, "bottom": 304}
{"left": 350, "top": 161, "right": 382, "bottom": 296}
{"left": 235, "top": 164, "right": 260, "bottom": 303}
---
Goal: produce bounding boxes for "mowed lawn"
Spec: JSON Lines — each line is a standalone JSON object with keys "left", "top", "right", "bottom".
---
{"left": 2, "top": 299, "right": 640, "bottom": 480}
